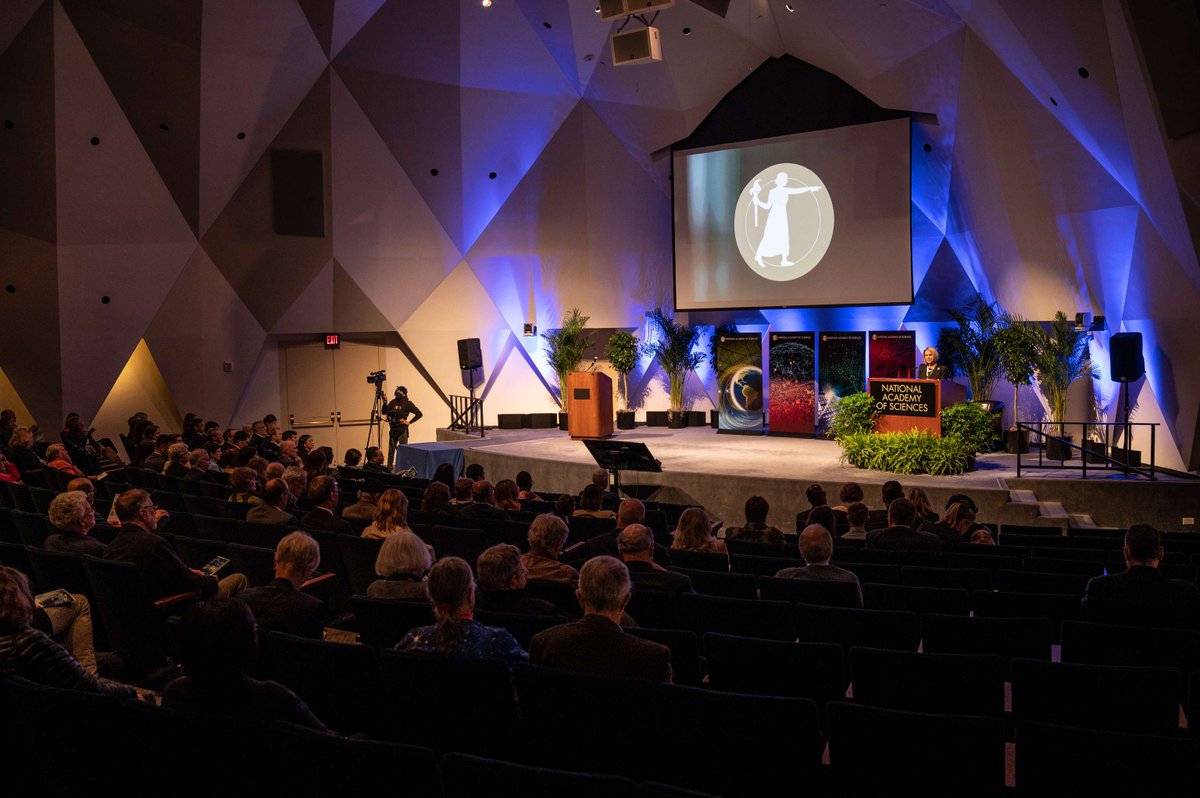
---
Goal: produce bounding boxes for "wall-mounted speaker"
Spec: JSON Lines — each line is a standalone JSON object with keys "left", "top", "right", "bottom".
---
{"left": 1110, "top": 332, "right": 1145, "bottom": 383}
{"left": 611, "top": 26, "right": 662, "bottom": 66}
{"left": 599, "top": 0, "right": 675, "bottom": 21}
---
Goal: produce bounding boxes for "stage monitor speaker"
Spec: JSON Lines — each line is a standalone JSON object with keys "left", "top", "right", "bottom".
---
{"left": 271, "top": 149, "right": 324, "bottom": 236}
{"left": 1110, "top": 332, "right": 1145, "bottom": 382}
{"left": 457, "top": 338, "right": 483, "bottom": 370}
{"left": 611, "top": 26, "right": 662, "bottom": 66}
{"left": 497, "top": 414, "right": 523, "bottom": 430}
{"left": 646, "top": 411, "right": 669, "bottom": 427}
{"left": 526, "top": 413, "right": 558, "bottom": 429}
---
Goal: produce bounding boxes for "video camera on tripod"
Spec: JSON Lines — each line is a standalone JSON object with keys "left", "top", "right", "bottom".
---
{"left": 366, "top": 370, "right": 387, "bottom": 386}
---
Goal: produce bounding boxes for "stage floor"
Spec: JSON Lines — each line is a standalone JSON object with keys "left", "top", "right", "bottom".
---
{"left": 433, "top": 426, "right": 1199, "bottom": 532}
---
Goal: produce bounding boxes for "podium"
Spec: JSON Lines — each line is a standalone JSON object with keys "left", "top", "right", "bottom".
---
{"left": 868, "top": 378, "right": 968, "bottom": 435}
{"left": 567, "top": 371, "right": 613, "bottom": 439}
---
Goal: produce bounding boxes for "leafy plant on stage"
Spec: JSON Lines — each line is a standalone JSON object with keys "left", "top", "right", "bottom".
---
{"left": 838, "top": 431, "right": 971, "bottom": 476}
{"left": 829, "top": 392, "right": 878, "bottom": 442}
{"left": 542, "top": 308, "right": 593, "bottom": 412}
{"left": 994, "top": 313, "right": 1039, "bottom": 428}
{"left": 940, "top": 401, "right": 996, "bottom": 454}
{"left": 644, "top": 308, "right": 705, "bottom": 418}
{"left": 1030, "top": 311, "right": 1098, "bottom": 435}
{"left": 936, "top": 296, "right": 1003, "bottom": 401}
{"left": 604, "top": 330, "right": 640, "bottom": 412}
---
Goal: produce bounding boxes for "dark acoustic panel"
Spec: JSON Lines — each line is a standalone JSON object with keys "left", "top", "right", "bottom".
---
{"left": 271, "top": 149, "right": 325, "bottom": 237}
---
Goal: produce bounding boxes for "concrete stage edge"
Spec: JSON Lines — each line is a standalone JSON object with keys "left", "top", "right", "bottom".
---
{"left": 432, "top": 427, "right": 1199, "bottom": 532}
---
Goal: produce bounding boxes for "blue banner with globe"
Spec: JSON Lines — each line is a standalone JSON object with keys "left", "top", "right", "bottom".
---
{"left": 716, "top": 333, "right": 765, "bottom": 433}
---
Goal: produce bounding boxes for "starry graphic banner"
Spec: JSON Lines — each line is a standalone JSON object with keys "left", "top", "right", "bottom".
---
{"left": 768, "top": 331, "right": 816, "bottom": 436}
{"left": 869, "top": 330, "right": 917, "bottom": 379}
{"left": 817, "top": 331, "right": 866, "bottom": 430}
{"left": 716, "top": 332, "right": 765, "bottom": 433}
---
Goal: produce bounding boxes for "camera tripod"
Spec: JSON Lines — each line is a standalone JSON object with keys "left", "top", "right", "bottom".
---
{"left": 366, "top": 382, "right": 387, "bottom": 451}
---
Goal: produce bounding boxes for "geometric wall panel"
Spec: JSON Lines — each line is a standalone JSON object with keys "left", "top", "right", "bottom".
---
{"left": 904, "top": 237, "right": 982, "bottom": 323}
{"left": 270, "top": 259, "right": 333, "bottom": 335}
{"left": 91, "top": 339, "right": 182, "bottom": 447}
{"left": 0, "top": 228, "right": 60, "bottom": 429}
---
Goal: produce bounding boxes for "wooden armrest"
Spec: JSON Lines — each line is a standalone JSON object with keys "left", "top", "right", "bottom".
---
{"left": 153, "top": 591, "right": 200, "bottom": 608}
{"left": 301, "top": 572, "right": 336, "bottom": 591}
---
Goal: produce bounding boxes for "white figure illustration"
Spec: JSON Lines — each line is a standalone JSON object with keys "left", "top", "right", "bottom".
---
{"left": 749, "top": 172, "right": 822, "bottom": 268}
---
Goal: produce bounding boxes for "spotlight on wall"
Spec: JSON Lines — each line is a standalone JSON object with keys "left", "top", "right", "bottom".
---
{"left": 523, "top": 323, "right": 537, "bottom": 337}
{"left": 1074, "top": 311, "right": 1092, "bottom": 331}
{"left": 481, "top": 0, "right": 492, "bottom": 7}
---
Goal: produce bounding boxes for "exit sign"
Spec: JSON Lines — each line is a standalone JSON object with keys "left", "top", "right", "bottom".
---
{"left": 324, "top": 333, "right": 340, "bottom": 349}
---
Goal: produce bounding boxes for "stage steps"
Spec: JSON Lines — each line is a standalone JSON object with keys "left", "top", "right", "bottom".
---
{"left": 1008, "top": 487, "right": 1096, "bottom": 530}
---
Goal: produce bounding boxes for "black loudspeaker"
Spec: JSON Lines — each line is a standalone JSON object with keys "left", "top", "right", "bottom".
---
{"left": 271, "top": 149, "right": 324, "bottom": 236}
{"left": 1109, "top": 332, "right": 1145, "bottom": 382}
{"left": 497, "top": 414, "right": 523, "bottom": 430}
{"left": 457, "top": 338, "right": 483, "bottom": 370}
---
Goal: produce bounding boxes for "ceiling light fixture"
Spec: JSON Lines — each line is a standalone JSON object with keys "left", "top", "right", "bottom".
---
{"left": 784, "top": 3, "right": 795, "bottom": 11}
{"left": 481, "top": 0, "right": 492, "bottom": 7}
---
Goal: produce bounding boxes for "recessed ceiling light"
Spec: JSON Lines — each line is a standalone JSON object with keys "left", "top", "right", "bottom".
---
{"left": 784, "top": 3, "right": 795, "bottom": 11}
{"left": 682, "top": 26, "right": 691, "bottom": 35}
{"left": 481, "top": 0, "right": 491, "bottom": 7}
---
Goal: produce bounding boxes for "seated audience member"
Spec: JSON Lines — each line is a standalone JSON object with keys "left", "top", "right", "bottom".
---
{"left": 277, "top": 439, "right": 301, "bottom": 468}
{"left": 565, "top": 498, "right": 671, "bottom": 565}
{"left": 342, "top": 490, "right": 379, "bottom": 522}
{"left": 303, "top": 449, "right": 331, "bottom": 482}
{"left": 521, "top": 513, "right": 580, "bottom": 586}
{"left": 282, "top": 467, "right": 309, "bottom": 515}
{"left": 588, "top": 468, "right": 618, "bottom": 504}
{"left": 841, "top": 502, "right": 870, "bottom": 541}
{"left": 865, "top": 498, "right": 940, "bottom": 551}
{"left": 395, "top": 557, "right": 526, "bottom": 661}
{"left": 141, "top": 433, "right": 175, "bottom": 474}
{"left": 239, "top": 532, "right": 326, "bottom": 640}
{"left": 869, "top": 480, "right": 906, "bottom": 526}
{"left": 258, "top": 459, "right": 280, "bottom": 481}
{"left": 928, "top": 501, "right": 977, "bottom": 544}
{"left": 300, "top": 476, "right": 351, "bottom": 535}
{"left": 0, "top": 449, "right": 22, "bottom": 484}
{"left": 343, "top": 448, "right": 363, "bottom": 468}
{"left": 474, "top": 544, "right": 570, "bottom": 618}
{"left": 163, "top": 442, "right": 190, "bottom": 477}
{"left": 298, "top": 434, "right": 316, "bottom": 459}
{"left": 806, "top": 505, "right": 838, "bottom": 538}
{"left": 0, "top": 408, "right": 17, "bottom": 451}
{"left": 671, "top": 507, "right": 728, "bottom": 557}
{"left": 7, "top": 427, "right": 42, "bottom": 479}
{"left": 573, "top": 483, "right": 616, "bottom": 519}
{"left": 833, "top": 482, "right": 864, "bottom": 512}
{"left": 431, "top": 462, "right": 456, "bottom": 489}
{"left": 0, "top": 566, "right": 133, "bottom": 696}
{"left": 369, "top": 531, "right": 434, "bottom": 600}
{"left": 553, "top": 494, "right": 576, "bottom": 522}
{"left": 362, "top": 446, "right": 390, "bottom": 473}
{"left": 163, "top": 598, "right": 327, "bottom": 730}
{"left": 362, "top": 488, "right": 412, "bottom": 540}
{"left": 129, "top": 438, "right": 155, "bottom": 469}
{"left": 455, "top": 481, "right": 510, "bottom": 522}
{"left": 106, "top": 489, "right": 247, "bottom": 598}
{"left": 45, "top": 490, "right": 106, "bottom": 557}
{"left": 246, "top": 479, "right": 299, "bottom": 529}
{"left": 219, "top": 447, "right": 239, "bottom": 472}
{"left": 908, "top": 487, "right": 939, "bottom": 525}
{"left": 619, "top": 524, "right": 692, "bottom": 594}
{"left": 464, "top": 463, "right": 485, "bottom": 482}
{"left": 775, "top": 524, "right": 863, "bottom": 607}
{"left": 1083, "top": 525, "right": 1200, "bottom": 606}
{"left": 420, "top": 481, "right": 453, "bottom": 518}
{"left": 450, "top": 477, "right": 474, "bottom": 506}
{"left": 493, "top": 479, "right": 522, "bottom": 513}
{"left": 725, "top": 495, "right": 786, "bottom": 545}
{"left": 227, "top": 466, "right": 262, "bottom": 504}
{"left": 970, "top": 528, "right": 996, "bottom": 545}
{"left": 530, "top": 556, "right": 671, "bottom": 683}
{"left": 795, "top": 483, "right": 827, "bottom": 529}
{"left": 515, "top": 470, "right": 540, "bottom": 501}
{"left": 45, "top": 444, "right": 85, "bottom": 477}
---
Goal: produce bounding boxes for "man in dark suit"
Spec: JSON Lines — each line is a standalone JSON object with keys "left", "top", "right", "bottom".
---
{"left": 868, "top": 480, "right": 905, "bottom": 528}
{"left": 865, "top": 498, "right": 940, "bottom": 551}
{"left": 917, "top": 346, "right": 950, "bottom": 380}
{"left": 618, "top": 524, "right": 692, "bottom": 594}
{"left": 474, "top": 543, "right": 571, "bottom": 619}
{"left": 246, "top": 479, "right": 300, "bottom": 529}
{"left": 300, "top": 475, "right": 351, "bottom": 535}
{"left": 1084, "top": 524, "right": 1200, "bottom": 606}
{"left": 361, "top": 446, "right": 391, "bottom": 473}
{"left": 454, "top": 480, "right": 510, "bottom": 523}
{"left": 794, "top": 483, "right": 827, "bottom": 530}
{"left": 530, "top": 556, "right": 672, "bottom": 683}
{"left": 776, "top": 524, "right": 863, "bottom": 607}
{"left": 239, "top": 532, "right": 327, "bottom": 639}
{"left": 564, "top": 499, "right": 671, "bottom": 566}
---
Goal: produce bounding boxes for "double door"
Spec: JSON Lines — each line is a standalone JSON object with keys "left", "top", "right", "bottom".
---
{"left": 282, "top": 338, "right": 388, "bottom": 456}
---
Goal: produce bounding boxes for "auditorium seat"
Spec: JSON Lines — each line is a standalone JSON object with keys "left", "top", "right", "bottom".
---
{"left": 758, "top": 575, "right": 861, "bottom": 608}
{"left": 678, "top": 594, "right": 794, "bottom": 644}
{"left": 1060, "top": 621, "right": 1200, "bottom": 677}
{"left": 227, "top": 542, "right": 276, "bottom": 587}
{"left": 236, "top": 520, "right": 290, "bottom": 550}
{"left": 335, "top": 534, "right": 383, "bottom": 596}
{"left": 441, "top": 751, "right": 636, "bottom": 798}
{"left": 837, "top": 560, "right": 899, "bottom": 585}
{"left": 901, "top": 564, "right": 991, "bottom": 593}
{"left": 971, "top": 591, "right": 1082, "bottom": 643}
{"left": 921, "top": 613, "right": 1053, "bottom": 668}
{"left": 25, "top": 545, "right": 90, "bottom": 597}
{"left": 997, "top": 568, "right": 1090, "bottom": 595}
{"left": 794, "top": 603, "right": 919, "bottom": 652}
{"left": 1032, "top": 546, "right": 1106, "bottom": 562}
{"left": 182, "top": 495, "right": 220, "bottom": 518}
{"left": 669, "top": 567, "right": 756, "bottom": 599}
{"left": 473, "top": 609, "right": 563, "bottom": 650}
{"left": 730, "top": 553, "right": 802, "bottom": 577}
{"left": 703, "top": 633, "right": 845, "bottom": 710}
{"left": 351, "top": 596, "right": 434, "bottom": 649}
{"left": 1083, "top": 597, "right": 1200, "bottom": 629}
{"left": 1015, "top": 721, "right": 1200, "bottom": 796}
{"left": 11, "top": 509, "right": 51, "bottom": 549}
{"left": 859, "top": 548, "right": 938, "bottom": 567}
{"left": 431, "top": 525, "right": 490, "bottom": 570}
{"left": 526, "top": 579, "right": 583, "bottom": 617}
{"left": 170, "top": 535, "right": 229, "bottom": 570}
{"left": 272, "top": 721, "right": 442, "bottom": 798}
{"left": 828, "top": 701, "right": 1005, "bottom": 797}
{"left": 848, "top": 646, "right": 1005, "bottom": 718}
{"left": 667, "top": 549, "right": 730, "bottom": 573}
{"left": 567, "top": 514, "right": 616, "bottom": 543}
{"left": 937, "top": 551, "right": 1020, "bottom": 578}
{"left": 1022, "top": 557, "right": 1104, "bottom": 576}
{"left": 260, "top": 632, "right": 382, "bottom": 736}
{"left": 863, "top": 583, "right": 971, "bottom": 616}
{"left": 1010, "top": 658, "right": 1182, "bottom": 735}
{"left": 626, "top": 627, "right": 703, "bottom": 687}
{"left": 725, "top": 540, "right": 788, "bottom": 559}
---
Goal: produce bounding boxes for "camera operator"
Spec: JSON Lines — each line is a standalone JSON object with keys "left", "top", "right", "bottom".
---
{"left": 384, "top": 386, "right": 422, "bottom": 468}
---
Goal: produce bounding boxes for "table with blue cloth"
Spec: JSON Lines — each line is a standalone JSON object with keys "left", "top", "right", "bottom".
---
{"left": 394, "top": 442, "right": 464, "bottom": 480}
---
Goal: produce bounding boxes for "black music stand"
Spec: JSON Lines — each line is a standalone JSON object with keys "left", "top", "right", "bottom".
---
{"left": 582, "top": 439, "right": 662, "bottom": 499}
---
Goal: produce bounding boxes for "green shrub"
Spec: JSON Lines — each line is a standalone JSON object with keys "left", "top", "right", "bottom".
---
{"left": 940, "top": 401, "right": 996, "bottom": 454}
{"left": 838, "top": 430, "right": 973, "bottom": 475}
{"left": 830, "top": 392, "right": 878, "bottom": 442}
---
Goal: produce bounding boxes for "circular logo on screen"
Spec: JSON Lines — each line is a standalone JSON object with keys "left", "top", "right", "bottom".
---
{"left": 734, "top": 163, "right": 834, "bottom": 281}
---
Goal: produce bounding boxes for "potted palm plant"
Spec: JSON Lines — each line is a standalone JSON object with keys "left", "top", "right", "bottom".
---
{"left": 1030, "top": 311, "right": 1098, "bottom": 460}
{"left": 542, "top": 308, "right": 593, "bottom": 431}
{"left": 605, "top": 330, "right": 639, "bottom": 430}
{"left": 644, "top": 308, "right": 705, "bottom": 428}
{"left": 936, "top": 297, "right": 1002, "bottom": 402}
{"left": 994, "top": 314, "right": 1038, "bottom": 454}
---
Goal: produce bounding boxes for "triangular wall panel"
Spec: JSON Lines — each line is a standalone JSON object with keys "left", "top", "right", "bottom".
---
{"left": 270, "top": 259, "right": 334, "bottom": 335}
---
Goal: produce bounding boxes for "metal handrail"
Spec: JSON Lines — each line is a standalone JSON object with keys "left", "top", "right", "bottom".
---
{"left": 1015, "top": 420, "right": 1158, "bottom": 480}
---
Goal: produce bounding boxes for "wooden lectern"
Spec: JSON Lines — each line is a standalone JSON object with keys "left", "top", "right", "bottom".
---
{"left": 567, "top": 371, "right": 614, "bottom": 439}
{"left": 868, "top": 378, "right": 968, "bottom": 435}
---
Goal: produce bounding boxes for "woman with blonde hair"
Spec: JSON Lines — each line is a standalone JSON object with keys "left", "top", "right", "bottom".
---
{"left": 368, "top": 531, "right": 433, "bottom": 599}
{"left": 929, "top": 501, "right": 978, "bottom": 544}
{"left": 908, "top": 487, "right": 939, "bottom": 525}
{"left": 362, "top": 488, "right": 411, "bottom": 539}
{"left": 671, "top": 507, "right": 727, "bottom": 557}
{"left": 7, "top": 427, "right": 42, "bottom": 480}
